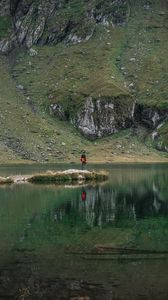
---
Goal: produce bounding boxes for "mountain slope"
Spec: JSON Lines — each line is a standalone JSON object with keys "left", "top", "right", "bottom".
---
{"left": 120, "top": 1, "right": 168, "bottom": 151}
{"left": 0, "top": 0, "right": 167, "bottom": 163}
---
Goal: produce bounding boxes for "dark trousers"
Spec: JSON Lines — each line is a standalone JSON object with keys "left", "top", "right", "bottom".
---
{"left": 82, "top": 162, "right": 86, "bottom": 170}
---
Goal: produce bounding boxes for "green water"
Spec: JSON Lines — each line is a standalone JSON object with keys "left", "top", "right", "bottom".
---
{"left": 0, "top": 164, "right": 168, "bottom": 299}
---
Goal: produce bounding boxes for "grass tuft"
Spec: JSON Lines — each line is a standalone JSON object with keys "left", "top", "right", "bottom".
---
{"left": 28, "top": 170, "right": 108, "bottom": 183}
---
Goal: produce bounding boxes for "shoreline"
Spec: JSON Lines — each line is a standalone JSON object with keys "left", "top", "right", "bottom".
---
{"left": 0, "top": 159, "right": 168, "bottom": 166}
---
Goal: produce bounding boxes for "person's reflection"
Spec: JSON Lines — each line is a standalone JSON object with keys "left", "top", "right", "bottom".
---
{"left": 81, "top": 190, "right": 87, "bottom": 202}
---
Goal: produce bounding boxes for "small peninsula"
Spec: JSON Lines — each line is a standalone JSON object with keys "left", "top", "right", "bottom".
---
{"left": 0, "top": 169, "right": 108, "bottom": 185}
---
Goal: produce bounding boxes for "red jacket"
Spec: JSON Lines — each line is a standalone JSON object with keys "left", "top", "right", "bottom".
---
{"left": 80, "top": 155, "right": 86, "bottom": 163}
{"left": 81, "top": 191, "right": 86, "bottom": 201}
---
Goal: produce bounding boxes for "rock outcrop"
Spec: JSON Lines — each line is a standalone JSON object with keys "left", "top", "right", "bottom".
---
{"left": 0, "top": 0, "right": 10, "bottom": 16}
{"left": 0, "top": 0, "right": 128, "bottom": 53}
{"left": 134, "top": 104, "right": 168, "bottom": 152}
{"left": 73, "top": 96, "right": 134, "bottom": 139}
{"left": 50, "top": 96, "right": 134, "bottom": 139}
{"left": 134, "top": 104, "right": 168, "bottom": 129}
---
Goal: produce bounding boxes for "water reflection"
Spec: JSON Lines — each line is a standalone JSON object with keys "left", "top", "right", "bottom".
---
{"left": 0, "top": 164, "right": 168, "bottom": 299}
{"left": 81, "top": 190, "right": 87, "bottom": 202}
{"left": 52, "top": 175, "right": 168, "bottom": 229}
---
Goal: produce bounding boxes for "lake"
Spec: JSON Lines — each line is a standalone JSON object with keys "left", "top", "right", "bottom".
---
{"left": 0, "top": 163, "right": 168, "bottom": 300}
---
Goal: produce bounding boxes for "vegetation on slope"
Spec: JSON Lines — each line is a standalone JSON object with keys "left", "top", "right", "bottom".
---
{"left": 120, "top": 3, "right": 168, "bottom": 108}
{"left": 0, "top": 16, "right": 12, "bottom": 39}
{"left": 0, "top": 55, "right": 90, "bottom": 163}
{"left": 119, "top": 1, "right": 168, "bottom": 146}
{"left": 12, "top": 26, "right": 131, "bottom": 116}
{"left": 0, "top": 0, "right": 167, "bottom": 162}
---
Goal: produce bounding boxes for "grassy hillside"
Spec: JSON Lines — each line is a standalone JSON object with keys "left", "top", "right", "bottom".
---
{"left": 12, "top": 26, "right": 130, "bottom": 115}
{"left": 119, "top": 1, "right": 168, "bottom": 146}
{"left": 0, "top": 52, "right": 166, "bottom": 164}
{"left": 0, "top": 55, "right": 89, "bottom": 163}
{"left": 0, "top": 0, "right": 168, "bottom": 163}
{"left": 121, "top": 2, "right": 168, "bottom": 108}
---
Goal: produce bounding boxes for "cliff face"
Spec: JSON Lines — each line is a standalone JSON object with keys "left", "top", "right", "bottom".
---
{"left": 50, "top": 96, "right": 134, "bottom": 139}
{"left": 0, "top": 0, "right": 10, "bottom": 16}
{"left": 0, "top": 0, "right": 128, "bottom": 53}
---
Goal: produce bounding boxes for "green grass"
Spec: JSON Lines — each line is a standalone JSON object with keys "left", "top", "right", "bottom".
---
{"left": 0, "top": 55, "right": 92, "bottom": 163}
{"left": 28, "top": 170, "right": 108, "bottom": 183}
{"left": 13, "top": 25, "right": 131, "bottom": 116}
{"left": 0, "top": 16, "right": 12, "bottom": 39}
{"left": 120, "top": 4, "right": 168, "bottom": 109}
{"left": 118, "top": 1, "right": 168, "bottom": 149}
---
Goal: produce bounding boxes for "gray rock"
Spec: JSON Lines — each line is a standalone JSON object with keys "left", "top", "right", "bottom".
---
{"left": 50, "top": 104, "right": 66, "bottom": 121}
{"left": 0, "top": 0, "right": 128, "bottom": 53}
{"left": 141, "top": 107, "right": 167, "bottom": 129}
{"left": 0, "top": 0, "right": 10, "bottom": 16}
{"left": 29, "top": 48, "right": 38, "bottom": 56}
{"left": 17, "top": 85, "right": 24, "bottom": 90}
{"left": 72, "top": 96, "right": 134, "bottom": 139}
{"left": 129, "top": 57, "right": 136, "bottom": 62}
{"left": 134, "top": 104, "right": 168, "bottom": 128}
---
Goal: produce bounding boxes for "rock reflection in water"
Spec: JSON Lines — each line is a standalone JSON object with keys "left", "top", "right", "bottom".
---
{"left": 53, "top": 178, "right": 168, "bottom": 228}
{"left": 0, "top": 164, "right": 168, "bottom": 300}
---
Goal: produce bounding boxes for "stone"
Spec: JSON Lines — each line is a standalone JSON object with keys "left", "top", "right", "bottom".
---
{"left": 29, "top": 48, "right": 38, "bottom": 57}
{"left": 129, "top": 83, "right": 134, "bottom": 87}
{"left": 50, "top": 104, "right": 66, "bottom": 120}
{"left": 152, "top": 131, "right": 158, "bottom": 141}
{"left": 129, "top": 57, "right": 136, "bottom": 62}
{"left": 17, "top": 85, "right": 24, "bottom": 90}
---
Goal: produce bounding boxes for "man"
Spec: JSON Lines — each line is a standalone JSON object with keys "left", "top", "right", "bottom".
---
{"left": 80, "top": 151, "right": 87, "bottom": 170}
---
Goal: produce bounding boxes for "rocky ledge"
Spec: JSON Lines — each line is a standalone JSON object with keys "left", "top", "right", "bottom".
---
{"left": 0, "top": 169, "right": 108, "bottom": 184}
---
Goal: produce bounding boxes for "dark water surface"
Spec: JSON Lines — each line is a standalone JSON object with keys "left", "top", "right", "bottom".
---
{"left": 0, "top": 163, "right": 168, "bottom": 300}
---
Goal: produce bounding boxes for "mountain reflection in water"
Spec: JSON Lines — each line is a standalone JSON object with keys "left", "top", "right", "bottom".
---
{"left": 53, "top": 177, "right": 168, "bottom": 229}
{"left": 0, "top": 164, "right": 168, "bottom": 299}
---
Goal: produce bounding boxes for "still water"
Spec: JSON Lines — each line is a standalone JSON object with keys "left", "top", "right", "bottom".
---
{"left": 0, "top": 163, "right": 168, "bottom": 300}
